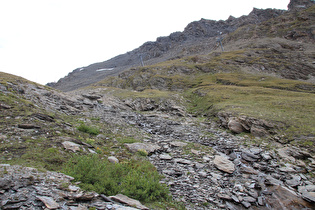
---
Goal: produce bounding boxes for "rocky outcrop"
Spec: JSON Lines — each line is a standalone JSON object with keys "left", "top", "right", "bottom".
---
{"left": 217, "top": 111, "right": 279, "bottom": 137}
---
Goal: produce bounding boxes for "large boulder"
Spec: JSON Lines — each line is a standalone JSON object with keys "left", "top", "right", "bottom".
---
{"left": 228, "top": 117, "right": 245, "bottom": 134}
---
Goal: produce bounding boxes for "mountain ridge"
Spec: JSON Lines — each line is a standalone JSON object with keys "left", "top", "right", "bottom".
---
{"left": 49, "top": 7, "right": 286, "bottom": 92}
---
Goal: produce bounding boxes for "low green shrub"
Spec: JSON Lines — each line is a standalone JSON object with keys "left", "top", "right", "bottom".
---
{"left": 63, "top": 154, "right": 170, "bottom": 202}
{"left": 77, "top": 122, "right": 100, "bottom": 135}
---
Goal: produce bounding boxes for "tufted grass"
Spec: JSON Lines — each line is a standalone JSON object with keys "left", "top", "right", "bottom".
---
{"left": 63, "top": 154, "right": 171, "bottom": 203}
{"left": 77, "top": 122, "right": 100, "bottom": 135}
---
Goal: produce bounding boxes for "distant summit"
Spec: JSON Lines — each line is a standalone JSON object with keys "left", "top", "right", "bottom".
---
{"left": 49, "top": 7, "right": 285, "bottom": 91}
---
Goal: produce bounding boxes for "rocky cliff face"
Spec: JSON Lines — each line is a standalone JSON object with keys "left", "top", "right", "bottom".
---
{"left": 50, "top": 8, "right": 285, "bottom": 92}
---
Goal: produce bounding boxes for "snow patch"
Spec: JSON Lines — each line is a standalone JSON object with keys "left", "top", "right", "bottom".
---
{"left": 96, "top": 68, "right": 114, "bottom": 72}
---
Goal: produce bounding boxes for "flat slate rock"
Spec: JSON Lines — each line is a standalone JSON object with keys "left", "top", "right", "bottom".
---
{"left": 170, "top": 141, "right": 187, "bottom": 147}
{"left": 62, "top": 141, "right": 81, "bottom": 152}
{"left": 125, "top": 143, "right": 161, "bottom": 154}
{"left": 109, "top": 194, "right": 149, "bottom": 210}
{"left": 213, "top": 155, "right": 235, "bottom": 174}
{"left": 36, "top": 196, "right": 60, "bottom": 209}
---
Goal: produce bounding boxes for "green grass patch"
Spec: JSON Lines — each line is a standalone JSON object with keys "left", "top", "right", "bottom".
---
{"left": 77, "top": 122, "right": 100, "bottom": 135}
{"left": 63, "top": 154, "right": 170, "bottom": 203}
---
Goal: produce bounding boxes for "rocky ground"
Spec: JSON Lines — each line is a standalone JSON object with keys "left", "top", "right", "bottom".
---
{"left": 1, "top": 80, "right": 315, "bottom": 209}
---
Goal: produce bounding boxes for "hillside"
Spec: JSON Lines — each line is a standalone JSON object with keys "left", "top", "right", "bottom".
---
{"left": 94, "top": 4, "right": 315, "bottom": 141}
{"left": 1, "top": 1, "right": 315, "bottom": 209}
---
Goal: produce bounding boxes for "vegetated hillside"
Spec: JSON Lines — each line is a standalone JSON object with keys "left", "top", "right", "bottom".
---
{"left": 50, "top": 7, "right": 285, "bottom": 92}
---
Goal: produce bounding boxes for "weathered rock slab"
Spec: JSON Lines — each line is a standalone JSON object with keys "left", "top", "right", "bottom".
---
{"left": 36, "top": 196, "right": 60, "bottom": 209}
{"left": 108, "top": 156, "right": 119, "bottom": 164}
{"left": 213, "top": 155, "right": 235, "bottom": 173}
{"left": 125, "top": 143, "right": 161, "bottom": 154}
{"left": 109, "top": 194, "right": 149, "bottom": 210}
{"left": 62, "top": 141, "right": 81, "bottom": 152}
{"left": 170, "top": 141, "right": 187, "bottom": 147}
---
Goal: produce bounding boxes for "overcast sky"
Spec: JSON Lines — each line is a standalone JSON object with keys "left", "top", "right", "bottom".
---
{"left": 0, "top": 0, "right": 289, "bottom": 85}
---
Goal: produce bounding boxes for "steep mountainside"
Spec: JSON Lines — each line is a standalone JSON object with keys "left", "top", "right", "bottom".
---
{"left": 50, "top": 8, "right": 285, "bottom": 91}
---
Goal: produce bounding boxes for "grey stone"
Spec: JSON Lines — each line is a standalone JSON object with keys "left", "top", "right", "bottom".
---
{"left": 108, "top": 156, "right": 119, "bottom": 163}
{"left": 257, "top": 196, "right": 265, "bottom": 205}
{"left": 261, "top": 152, "right": 272, "bottom": 160}
{"left": 286, "top": 176, "right": 301, "bottom": 187}
{"left": 247, "top": 189, "right": 259, "bottom": 198}
{"left": 228, "top": 118, "right": 245, "bottom": 134}
{"left": 243, "top": 196, "right": 256, "bottom": 203}
{"left": 62, "top": 141, "right": 81, "bottom": 152}
{"left": 241, "top": 201, "right": 251, "bottom": 208}
{"left": 217, "top": 193, "right": 232, "bottom": 200}
{"left": 241, "top": 151, "right": 260, "bottom": 162}
{"left": 240, "top": 166, "right": 259, "bottom": 175}
{"left": 198, "top": 171, "right": 207, "bottom": 177}
{"left": 231, "top": 195, "right": 240, "bottom": 203}
{"left": 298, "top": 185, "right": 315, "bottom": 193}
{"left": 213, "top": 155, "right": 235, "bottom": 174}
{"left": 160, "top": 153, "right": 172, "bottom": 160}
{"left": 36, "top": 196, "right": 60, "bottom": 209}
{"left": 265, "top": 175, "right": 283, "bottom": 186}
{"left": 69, "top": 204, "right": 88, "bottom": 210}
{"left": 302, "top": 191, "right": 315, "bottom": 203}
{"left": 250, "top": 125, "right": 268, "bottom": 137}
{"left": 195, "top": 162, "right": 205, "bottom": 169}
{"left": 174, "top": 158, "right": 192, "bottom": 165}
{"left": 279, "top": 166, "right": 296, "bottom": 173}
{"left": 68, "top": 185, "right": 80, "bottom": 192}
{"left": 125, "top": 143, "right": 161, "bottom": 154}
{"left": 163, "top": 169, "right": 175, "bottom": 175}
{"left": 109, "top": 194, "right": 149, "bottom": 210}
{"left": 0, "top": 178, "right": 13, "bottom": 190}
{"left": 277, "top": 148, "right": 296, "bottom": 162}
{"left": 170, "top": 141, "right": 187, "bottom": 147}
